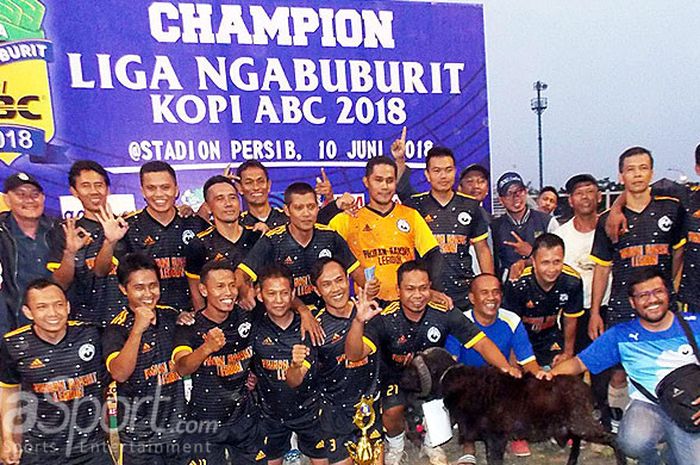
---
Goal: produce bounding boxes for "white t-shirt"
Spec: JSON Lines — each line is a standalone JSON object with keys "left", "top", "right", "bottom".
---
{"left": 555, "top": 218, "right": 611, "bottom": 308}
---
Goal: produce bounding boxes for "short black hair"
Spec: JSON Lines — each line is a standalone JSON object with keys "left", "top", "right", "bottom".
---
{"left": 310, "top": 257, "right": 346, "bottom": 285}
{"left": 68, "top": 160, "right": 111, "bottom": 188}
{"left": 365, "top": 156, "right": 397, "bottom": 178}
{"left": 425, "top": 146, "right": 455, "bottom": 169}
{"left": 23, "top": 278, "right": 65, "bottom": 306}
{"left": 695, "top": 144, "right": 700, "bottom": 166}
{"left": 627, "top": 268, "right": 667, "bottom": 298}
{"left": 618, "top": 146, "right": 653, "bottom": 173}
{"left": 468, "top": 273, "right": 501, "bottom": 294}
{"left": 203, "top": 175, "right": 236, "bottom": 201}
{"left": 532, "top": 233, "right": 565, "bottom": 256}
{"left": 200, "top": 260, "right": 235, "bottom": 284}
{"left": 258, "top": 264, "right": 294, "bottom": 289}
{"left": 117, "top": 253, "right": 159, "bottom": 286}
{"left": 538, "top": 186, "right": 558, "bottom": 199}
{"left": 284, "top": 182, "right": 315, "bottom": 205}
{"left": 397, "top": 260, "right": 431, "bottom": 286}
{"left": 236, "top": 160, "right": 269, "bottom": 180}
{"left": 140, "top": 161, "right": 177, "bottom": 184}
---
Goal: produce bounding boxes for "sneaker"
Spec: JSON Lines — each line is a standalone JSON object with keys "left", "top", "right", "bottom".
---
{"left": 456, "top": 453, "right": 477, "bottom": 465}
{"left": 509, "top": 440, "right": 531, "bottom": 457}
{"left": 384, "top": 445, "right": 405, "bottom": 465}
{"left": 420, "top": 445, "right": 449, "bottom": 465}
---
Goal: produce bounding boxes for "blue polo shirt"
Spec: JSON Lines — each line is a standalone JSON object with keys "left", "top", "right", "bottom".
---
{"left": 579, "top": 313, "right": 700, "bottom": 403}
{"left": 445, "top": 308, "right": 536, "bottom": 367}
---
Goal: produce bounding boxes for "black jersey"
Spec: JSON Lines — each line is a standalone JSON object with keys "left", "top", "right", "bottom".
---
{"left": 0, "top": 322, "right": 105, "bottom": 455}
{"left": 184, "top": 226, "right": 261, "bottom": 280}
{"left": 240, "top": 207, "right": 288, "bottom": 229}
{"left": 103, "top": 305, "right": 185, "bottom": 447}
{"left": 172, "top": 309, "right": 254, "bottom": 424}
{"left": 47, "top": 217, "right": 126, "bottom": 327}
{"left": 404, "top": 191, "right": 489, "bottom": 303}
{"left": 251, "top": 312, "right": 319, "bottom": 421}
{"left": 503, "top": 265, "right": 584, "bottom": 364}
{"left": 239, "top": 224, "right": 360, "bottom": 306}
{"left": 679, "top": 186, "right": 700, "bottom": 312}
{"left": 115, "top": 210, "right": 207, "bottom": 312}
{"left": 591, "top": 197, "right": 685, "bottom": 324}
{"left": 364, "top": 301, "right": 484, "bottom": 381}
{"left": 314, "top": 305, "right": 378, "bottom": 409}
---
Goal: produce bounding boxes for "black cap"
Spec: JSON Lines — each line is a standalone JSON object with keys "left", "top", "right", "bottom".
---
{"left": 565, "top": 174, "right": 597, "bottom": 194}
{"left": 203, "top": 175, "right": 236, "bottom": 199}
{"left": 3, "top": 172, "right": 43, "bottom": 193}
{"left": 459, "top": 163, "right": 489, "bottom": 181}
{"left": 496, "top": 172, "right": 525, "bottom": 196}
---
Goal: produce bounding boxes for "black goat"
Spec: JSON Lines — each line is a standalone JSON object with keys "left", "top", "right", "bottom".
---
{"left": 400, "top": 347, "right": 625, "bottom": 465}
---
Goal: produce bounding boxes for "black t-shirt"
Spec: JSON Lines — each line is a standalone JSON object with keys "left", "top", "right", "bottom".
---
{"left": 403, "top": 191, "right": 489, "bottom": 303}
{"left": 172, "top": 308, "right": 253, "bottom": 424}
{"left": 239, "top": 224, "right": 360, "bottom": 306}
{"left": 0, "top": 322, "right": 105, "bottom": 454}
{"left": 102, "top": 305, "right": 185, "bottom": 446}
{"left": 314, "top": 305, "right": 378, "bottom": 409}
{"left": 679, "top": 186, "right": 700, "bottom": 311}
{"left": 47, "top": 217, "right": 126, "bottom": 327}
{"left": 503, "top": 266, "right": 584, "bottom": 364}
{"left": 240, "top": 207, "right": 288, "bottom": 229}
{"left": 364, "top": 302, "right": 484, "bottom": 381}
{"left": 115, "top": 210, "right": 208, "bottom": 312}
{"left": 184, "top": 226, "right": 261, "bottom": 280}
{"left": 591, "top": 197, "right": 685, "bottom": 323}
{"left": 251, "top": 311, "right": 318, "bottom": 421}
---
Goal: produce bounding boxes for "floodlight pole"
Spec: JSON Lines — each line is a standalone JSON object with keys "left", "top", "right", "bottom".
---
{"left": 531, "top": 81, "right": 548, "bottom": 190}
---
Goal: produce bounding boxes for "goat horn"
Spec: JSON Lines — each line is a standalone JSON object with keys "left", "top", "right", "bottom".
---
{"left": 413, "top": 354, "right": 433, "bottom": 398}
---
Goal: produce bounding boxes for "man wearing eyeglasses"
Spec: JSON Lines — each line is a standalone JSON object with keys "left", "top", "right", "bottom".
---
{"left": 491, "top": 172, "right": 558, "bottom": 282}
{"left": 0, "top": 173, "right": 58, "bottom": 334}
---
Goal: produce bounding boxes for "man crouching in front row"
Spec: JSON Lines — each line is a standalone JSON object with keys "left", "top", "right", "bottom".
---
{"left": 345, "top": 260, "right": 521, "bottom": 465}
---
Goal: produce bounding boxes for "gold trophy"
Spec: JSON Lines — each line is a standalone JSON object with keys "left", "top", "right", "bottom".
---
{"left": 346, "top": 395, "right": 383, "bottom": 465}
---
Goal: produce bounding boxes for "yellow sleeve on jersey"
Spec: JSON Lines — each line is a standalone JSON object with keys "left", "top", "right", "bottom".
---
{"left": 412, "top": 209, "right": 439, "bottom": 256}
{"left": 328, "top": 212, "right": 350, "bottom": 239}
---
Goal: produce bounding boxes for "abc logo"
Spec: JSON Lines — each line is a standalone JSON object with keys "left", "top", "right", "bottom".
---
{"left": 0, "top": 95, "right": 41, "bottom": 120}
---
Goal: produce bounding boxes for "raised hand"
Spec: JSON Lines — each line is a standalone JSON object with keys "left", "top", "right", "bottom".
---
{"left": 291, "top": 344, "right": 310, "bottom": 368}
{"left": 202, "top": 327, "right": 226, "bottom": 354}
{"left": 315, "top": 168, "right": 333, "bottom": 200}
{"left": 63, "top": 217, "right": 91, "bottom": 253}
{"left": 353, "top": 283, "right": 382, "bottom": 324}
{"left": 95, "top": 204, "right": 128, "bottom": 243}
{"left": 503, "top": 231, "right": 533, "bottom": 257}
{"left": 390, "top": 126, "right": 407, "bottom": 164}
{"left": 132, "top": 306, "right": 156, "bottom": 334}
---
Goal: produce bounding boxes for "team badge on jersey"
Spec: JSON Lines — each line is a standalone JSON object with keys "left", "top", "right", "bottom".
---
{"left": 458, "top": 212, "right": 472, "bottom": 225}
{"left": 658, "top": 215, "right": 672, "bottom": 232}
{"left": 559, "top": 293, "right": 569, "bottom": 303}
{"left": 427, "top": 326, "right": 442, "bottom": 343}
{"left": 78, "top": 343, "right": 95, "bottom": 361}
{"left": 182, "top": 229, "right": 195, "bottom": 244}
{"left": 238, "top": 322, "right": 251, "bottom": 338}
{"left": 397, "top": 219, "right": 411, "bottom": 233}
{"left": 318, "top": 248, "right": 332, "bottom": 258}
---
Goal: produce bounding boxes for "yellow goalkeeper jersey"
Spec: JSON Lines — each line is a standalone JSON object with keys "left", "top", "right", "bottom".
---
{"left": 329, "top": 203, "right": 439, "bottom": 300}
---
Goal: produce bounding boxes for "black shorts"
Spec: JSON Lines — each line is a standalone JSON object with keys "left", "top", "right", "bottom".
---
{"left": 179, "top": 403, "right": 266, "bottom": 465}
{"left": 320, "top": 402, "right": 382, "bottom": 464}
{"left": 20, "top": 441, "right": 113, "bottom": 465}
{"left": 262, "top": 409, "right": 326, "bottom": 460}
{"left": 379, "top": 379, "right": 406, "bottom": 412}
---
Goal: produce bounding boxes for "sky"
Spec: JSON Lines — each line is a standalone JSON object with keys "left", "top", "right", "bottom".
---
{"left": 410, "top": 0, "right": 700, "bottom": 189}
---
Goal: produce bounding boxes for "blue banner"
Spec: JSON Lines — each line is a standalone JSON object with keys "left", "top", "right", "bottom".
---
{"left": 0, "top": 0, "right": 490, "bottom": 215}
